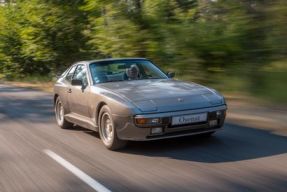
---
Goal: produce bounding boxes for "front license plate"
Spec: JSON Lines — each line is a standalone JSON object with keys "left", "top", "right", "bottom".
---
{"left": 172, "top": 113, "right": 207, "bottom": 126}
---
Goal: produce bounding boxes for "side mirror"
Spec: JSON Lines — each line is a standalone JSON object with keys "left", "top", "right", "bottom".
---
{"left": 71, "top": 79, "right": 83, "bottom": 86}
{"left": 167, "top": 72, "right": 175, "bottom": 78}
{"left": 56, "top": 72, "right": 62, "bottom": 79}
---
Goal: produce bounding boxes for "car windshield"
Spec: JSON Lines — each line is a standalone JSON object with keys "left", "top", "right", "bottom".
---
{"left": 89, "top": 60, "right": 168, "bottom": 84}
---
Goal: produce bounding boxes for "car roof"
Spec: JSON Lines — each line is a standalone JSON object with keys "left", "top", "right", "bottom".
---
{"left": 78, "top": 58, "right": 148, "bottom": 65}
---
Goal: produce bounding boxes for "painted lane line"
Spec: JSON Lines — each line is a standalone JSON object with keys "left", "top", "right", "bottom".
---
{"left": 44, "top": 149, "right": 111, "bottom": 192}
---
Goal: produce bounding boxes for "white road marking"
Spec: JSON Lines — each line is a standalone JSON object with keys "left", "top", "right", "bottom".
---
{"left": 44, "top": 149, "right": 111, "bottom": 192}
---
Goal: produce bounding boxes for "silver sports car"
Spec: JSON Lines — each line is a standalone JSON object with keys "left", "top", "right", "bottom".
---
{"left": 54, "top": 58, "right": 227, "bottom": 150}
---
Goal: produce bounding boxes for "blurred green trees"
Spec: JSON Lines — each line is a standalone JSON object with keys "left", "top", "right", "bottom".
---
{"left": 0, "top": 0, "right": 286, "bottom": 101}
{"left": 0, "top": 0, "right": 88, "bottom": 78}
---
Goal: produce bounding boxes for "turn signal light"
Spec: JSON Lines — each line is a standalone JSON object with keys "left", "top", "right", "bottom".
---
{"left": 135, "top": 117, "right": 161, "bottom": 126}
{"left": 135, "top": 118, "right": 149, "bottom": 125}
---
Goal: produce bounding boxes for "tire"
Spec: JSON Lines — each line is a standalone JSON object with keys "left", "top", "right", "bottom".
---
{"left": 55, "top": 97, "right": 73, "bottom": 129}
{"left": 99, "top": 105, "right": 127, "bottom": 150}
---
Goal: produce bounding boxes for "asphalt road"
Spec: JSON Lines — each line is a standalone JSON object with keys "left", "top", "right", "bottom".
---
{"left": 1, "top": 84, "right": 287, "bottom": 192}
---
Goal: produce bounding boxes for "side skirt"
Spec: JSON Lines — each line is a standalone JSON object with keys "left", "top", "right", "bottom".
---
{"left": 65, "top": 113, "right": 98, "bottom": 131}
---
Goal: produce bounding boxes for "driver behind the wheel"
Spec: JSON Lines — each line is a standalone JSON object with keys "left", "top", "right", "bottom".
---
{"left": 126, "top": 64, "right": 140, "bottom": 80}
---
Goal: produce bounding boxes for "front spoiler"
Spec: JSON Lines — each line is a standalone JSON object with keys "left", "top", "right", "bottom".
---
{"left": 113, "top": 105, "right": 227, "bottom": 141}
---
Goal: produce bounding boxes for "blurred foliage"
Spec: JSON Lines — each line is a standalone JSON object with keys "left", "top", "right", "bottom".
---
{"left": 0, "top": 0, "right": 287, "bottom": 102}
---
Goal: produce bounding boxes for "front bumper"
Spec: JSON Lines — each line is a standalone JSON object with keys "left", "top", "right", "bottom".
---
{"left": 113, "top": 105, "right": 227, "bottom": 141}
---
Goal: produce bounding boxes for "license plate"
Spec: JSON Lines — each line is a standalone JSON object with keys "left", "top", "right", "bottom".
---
{"left": 172, "top": 113, "right": 207, "bottom": 126}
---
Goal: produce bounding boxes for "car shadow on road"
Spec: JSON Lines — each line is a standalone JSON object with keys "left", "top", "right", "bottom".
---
{"left": 71, "top": 125, "right": 100, "bottom": 138}
{"left": 119, "top": 123, "right": 287, "bottom": 163}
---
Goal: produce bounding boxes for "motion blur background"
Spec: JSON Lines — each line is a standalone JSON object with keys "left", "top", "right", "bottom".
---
{"left": 0, "top": 0, "right": 286, "bottom": 104}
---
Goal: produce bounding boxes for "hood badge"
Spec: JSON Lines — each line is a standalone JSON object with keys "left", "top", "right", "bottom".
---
{"left": 177, "top": 98, "right": 184, "bottom": 102}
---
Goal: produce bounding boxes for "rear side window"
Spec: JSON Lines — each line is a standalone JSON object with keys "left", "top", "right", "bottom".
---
{"left": 65, "top": 65, "right": 77, "bottom": 83}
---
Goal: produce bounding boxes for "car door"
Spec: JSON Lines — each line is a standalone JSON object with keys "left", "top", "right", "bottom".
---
{"left": 60, "top": 64, "right": 77, "bottom": 113}
{"left": 68, "top": 64, "right": 91, "bottom": 117}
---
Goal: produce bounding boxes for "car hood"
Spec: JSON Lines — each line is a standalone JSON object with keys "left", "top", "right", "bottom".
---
{"left": 97, "top": 79, "right": 224, "bottom": 113}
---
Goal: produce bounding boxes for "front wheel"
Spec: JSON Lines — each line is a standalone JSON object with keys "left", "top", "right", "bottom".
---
{"left": 99, "top": 105, "right": 127, "bottom": 150}
{"left": 55, "top": 97, "right": 73, "bottom": 129}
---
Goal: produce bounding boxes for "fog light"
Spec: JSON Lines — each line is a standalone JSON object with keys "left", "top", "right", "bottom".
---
{"left": 209, "top": 120, "right": 218, "bottom": 127}
{"left": 151, "top": 127, "right": 163, "bottom": 134}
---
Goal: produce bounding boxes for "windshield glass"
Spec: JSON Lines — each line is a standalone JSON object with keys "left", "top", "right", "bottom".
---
{"left": 89, "top": 60, "right": 168, "bottom": 84}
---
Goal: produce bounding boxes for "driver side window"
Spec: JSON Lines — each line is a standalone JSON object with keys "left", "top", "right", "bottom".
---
{"left": 73, "top": 64, "right": 88, "bottom": 87}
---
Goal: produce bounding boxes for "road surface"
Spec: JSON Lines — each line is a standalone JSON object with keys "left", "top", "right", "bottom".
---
{"left": 0, "top": 84, "right": 287, "bottom": 192}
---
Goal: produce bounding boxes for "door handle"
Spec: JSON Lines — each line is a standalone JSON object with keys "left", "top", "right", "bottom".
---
{"left": 67, "top": 88, "right": 72, "bottom": 93}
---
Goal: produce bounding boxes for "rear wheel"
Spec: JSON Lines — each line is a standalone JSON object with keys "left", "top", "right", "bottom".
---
{"left": 55, "top": 97, "right": 73, "bottom": 129}
{"left": 99, "top": 105, "right": 127, "bottom": 150}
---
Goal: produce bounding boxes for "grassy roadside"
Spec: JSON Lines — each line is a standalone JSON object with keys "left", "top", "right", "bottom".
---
{"left": 1, "top": 80, "right": 54, "bottom": 92}
{"left": 0, "top": 74, "right": 54, "bottom": 92}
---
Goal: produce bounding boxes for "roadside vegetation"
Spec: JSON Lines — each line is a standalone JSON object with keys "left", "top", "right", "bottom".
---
{"left": 0, "top": 0, "right": 286, "bottom": 103}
